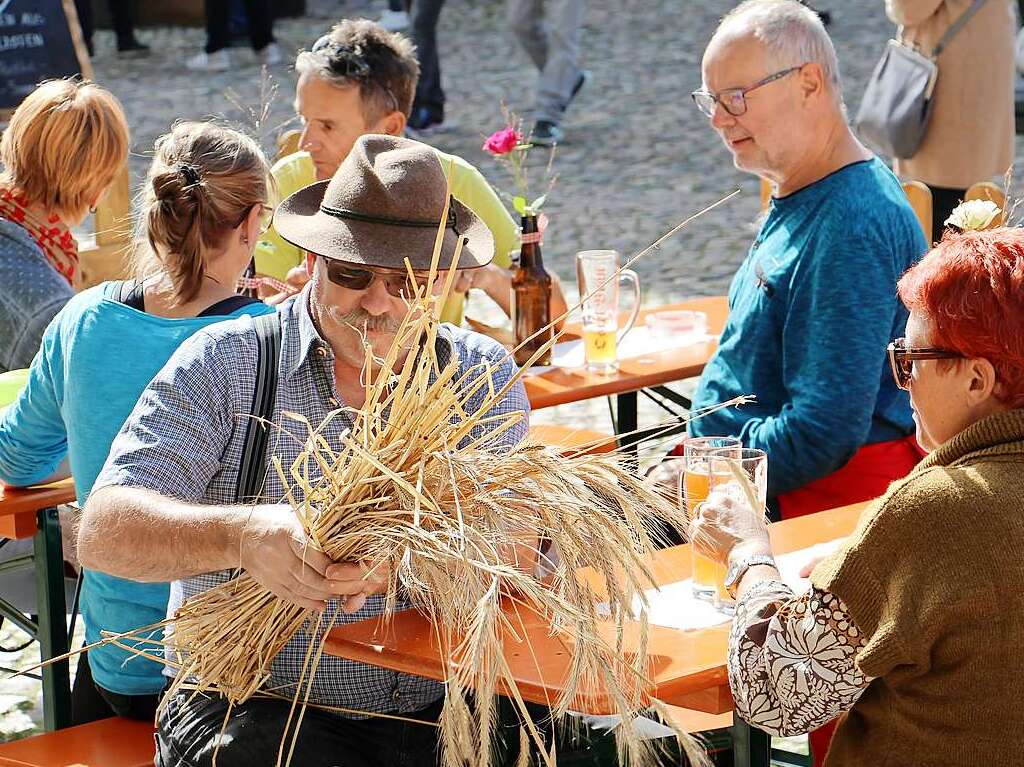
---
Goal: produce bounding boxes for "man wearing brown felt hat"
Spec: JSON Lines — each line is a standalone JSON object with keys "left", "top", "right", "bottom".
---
{"left": 274, "top": 133, "right": 496, "bottom": 391}
{"left": 81, "top": 133, "right": 531, "bottom": 766}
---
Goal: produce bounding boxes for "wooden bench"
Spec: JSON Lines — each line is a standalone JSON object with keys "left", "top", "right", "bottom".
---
{"left": 0, "top": 717, "right": 155, "bottom": 767}
{"left": 527, "top": 424, "right": 617, "bottom": 455}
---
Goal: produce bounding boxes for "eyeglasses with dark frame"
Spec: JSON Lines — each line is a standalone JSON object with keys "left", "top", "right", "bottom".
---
{"left": 691, "top": 65, "right": 804, "bottom": 118}
{"left": 886, "top": 337, "right": 964, "bottom": 390}
{"left": 232, "top": 203, "right": 274, "bottom": 235}
{"left": 311, "top": 36, "right": 401, "bottom": 115}
{"left": 320, "top": 256, "right": 431, "bottom": 299}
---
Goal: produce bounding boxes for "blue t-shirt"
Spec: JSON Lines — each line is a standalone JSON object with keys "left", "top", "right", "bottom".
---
{"left": 690, "top": 158, "right": 928, "bottom": 499}
{"left": 0, "top": 282, "right": 274, "bottom": 695}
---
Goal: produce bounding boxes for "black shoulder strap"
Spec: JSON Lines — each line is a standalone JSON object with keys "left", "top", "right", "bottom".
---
{"left": 198, "top": 295, "right": 263, "bottom": 318}
{"left": 235, "top": 312, "right": 282, "bottom": 502}
{"left": 116, "top": 280, "right": 146, "bottom": 311}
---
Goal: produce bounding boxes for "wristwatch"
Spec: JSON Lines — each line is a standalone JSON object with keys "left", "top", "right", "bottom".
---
{"left": 723, "top": 554, "right": 777, "bottom": 600}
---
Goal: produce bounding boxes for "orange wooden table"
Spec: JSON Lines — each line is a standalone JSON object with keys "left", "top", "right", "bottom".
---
{"left": 0, "top": 480, "right": 77, "bottom": 731}
{"left": 323, "top": 501, "right": 867, "bottom": 764}
{"left": 523, "top": 295, "right": 728, "bottom": 412}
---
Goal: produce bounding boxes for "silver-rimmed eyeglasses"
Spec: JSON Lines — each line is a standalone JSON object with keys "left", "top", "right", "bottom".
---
{"left": 691, "top": 65, "right": 803, "bottom": 118}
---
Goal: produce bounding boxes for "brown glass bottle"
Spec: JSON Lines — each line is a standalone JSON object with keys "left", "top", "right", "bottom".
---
{"left": 511, "top": 213, "right": 553, "bottom": 366}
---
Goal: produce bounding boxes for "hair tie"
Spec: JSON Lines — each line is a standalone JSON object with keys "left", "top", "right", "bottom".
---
{"left": 179, "top": 164, "right": 202, "bottom": 188}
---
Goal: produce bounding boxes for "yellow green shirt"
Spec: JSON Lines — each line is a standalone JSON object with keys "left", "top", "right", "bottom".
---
{"left": 255, "top": 150, "right": 518, "bottom": 325}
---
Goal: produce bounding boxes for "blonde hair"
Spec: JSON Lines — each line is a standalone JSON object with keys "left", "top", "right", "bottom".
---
{"left": 0, "top": 78, "right": 129, "bottom": 221}
{"left": 135, "top": 121, "right": 269, "bottom": 305}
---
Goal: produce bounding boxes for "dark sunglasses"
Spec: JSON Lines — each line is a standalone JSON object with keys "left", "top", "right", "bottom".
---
{"left": 321, "top": 257, "right": 425, "bottom": 298}
{"left": 886, "top": 337, "right": 963, "bottom": 390}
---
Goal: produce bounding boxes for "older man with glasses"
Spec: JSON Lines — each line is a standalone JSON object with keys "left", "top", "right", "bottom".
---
{"left": 669, "top": 2, "right": 931, "bottom": 761}
{"left": 666, "top": 1, "right": 929, "bottom": 760}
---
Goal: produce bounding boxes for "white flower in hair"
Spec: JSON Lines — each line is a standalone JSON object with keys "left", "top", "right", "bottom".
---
{"left": 944, "top": 199, "right": 1002, "bottom": 233}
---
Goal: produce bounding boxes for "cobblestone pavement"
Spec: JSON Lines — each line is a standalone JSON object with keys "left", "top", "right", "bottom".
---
{"left": 2, "top": 0, "right": 1023, "bottom": 737}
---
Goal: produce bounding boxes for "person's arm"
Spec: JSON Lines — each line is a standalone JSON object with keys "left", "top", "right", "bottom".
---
{"left": 80, "top": 488, "right": 342, "bottom": 612}
{"left": 78, "top": 327, "right": 354, "bottom": 612}
{"left": 885, "top": 0, "right": 944, "bottom": 28}
{"left": 691, "top": 486, "right": 872, "bottom": 736}
{"left": 0, "top": 315, "right": 70, "bottom": 487}
{"left": 728, "top": 581, "right": 872, "bottom": 736}
{"left": 732, "top": 226, "right": 911, "bottom": 497}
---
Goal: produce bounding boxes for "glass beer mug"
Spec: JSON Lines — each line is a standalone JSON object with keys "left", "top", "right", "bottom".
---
{"left": 575, "top": 250, "right": 641, "bottom": 374}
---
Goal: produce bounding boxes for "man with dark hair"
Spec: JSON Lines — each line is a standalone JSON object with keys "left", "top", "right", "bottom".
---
{"left": 256, "top": 19, "right": 567, "bottom": 327}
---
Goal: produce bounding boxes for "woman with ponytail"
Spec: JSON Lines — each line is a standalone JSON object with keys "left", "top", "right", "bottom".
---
{"left": 0, "top": 121, "right": 275, "bottom": 724}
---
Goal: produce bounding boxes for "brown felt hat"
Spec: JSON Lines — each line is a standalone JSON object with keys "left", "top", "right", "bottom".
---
{"left": 273, "top": 134, "right": 493, "bottom": 271}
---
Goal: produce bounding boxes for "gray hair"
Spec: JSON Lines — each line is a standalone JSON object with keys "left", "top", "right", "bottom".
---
{"left": 716, "top": 0, "right": 843, "bottom": 99}
{"left": 293, "top": 20, "right": 420, "bottom": 120}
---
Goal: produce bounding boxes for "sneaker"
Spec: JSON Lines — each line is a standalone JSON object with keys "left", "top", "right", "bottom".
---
{"left": 530, "top": 119, "right": 563, "bottom": 147}
{"left": 406, "top": 106, "right": 449, "bottom": 135}
{"left": 186, "top": 49, "right": 231, "bottom": 71}
{"left": 256, "top": 42, "right": 283, "bottom": 66}
{"left": 378, "top": 9, "right": 410, "bottom": 32}
{"left": 116, "top": 39, "right": 151, "bottom": 58}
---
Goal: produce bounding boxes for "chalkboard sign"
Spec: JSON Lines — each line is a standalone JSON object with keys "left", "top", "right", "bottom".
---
{"left": 0, "top": 0, "right": 93, "bottom": 115}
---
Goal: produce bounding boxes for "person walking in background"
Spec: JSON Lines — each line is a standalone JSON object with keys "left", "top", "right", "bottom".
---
{"left": 74, "top": 0, "right": 149, "bottom": 57}
{"left": 407, "top": 0, "right": 449, "bottom": 133}
{"left": 187, "top": 0, "right": 281, "bottom": 71}
{"left": 507, "top": 0, "right": 588, "bottom": 145}
{"left": 885, "top": 0, "right": 1015, "bottom": 244}
{"left": 0, "top": 80, "right": 129, "bottom": 374}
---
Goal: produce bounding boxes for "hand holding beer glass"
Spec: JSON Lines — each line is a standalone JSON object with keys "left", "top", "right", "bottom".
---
{"left": 682, "top": 442, "right": 768, "bottom": 611}
{"left": 679, "top": 437, "right": 741, "bottom": 604}
{"left": 575, "top": 250, "right": 640, "bottom": 374}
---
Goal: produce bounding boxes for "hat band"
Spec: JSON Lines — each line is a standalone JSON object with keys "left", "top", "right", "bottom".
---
{"left": 320, "top": 199, "right": 460, "bottom": 234}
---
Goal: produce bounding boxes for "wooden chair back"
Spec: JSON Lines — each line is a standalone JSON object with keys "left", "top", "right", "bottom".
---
{"left": 900, "top": 180, "right": 932, "bottom": 243}
{"left": 964, "top": 181, "right": 1007, "bottom": 227}
{"left": 78, "top": 164, "right": 132, "bottom": 288}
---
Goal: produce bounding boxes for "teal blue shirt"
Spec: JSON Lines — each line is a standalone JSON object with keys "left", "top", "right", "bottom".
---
{"left": 690, "top": 158, "right": 928, "bottom": 500}
{"left": 0, "top": 282, "right": 274, "bottom": 695}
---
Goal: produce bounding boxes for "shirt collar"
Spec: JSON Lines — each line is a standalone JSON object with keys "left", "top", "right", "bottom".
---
{"left": 282, "top": 286, "right": 331, "bottom": 379}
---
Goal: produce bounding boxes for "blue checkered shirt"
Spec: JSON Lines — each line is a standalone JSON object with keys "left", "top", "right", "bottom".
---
{"left": 94, "top": 289, "right": 530, "bottom": 715}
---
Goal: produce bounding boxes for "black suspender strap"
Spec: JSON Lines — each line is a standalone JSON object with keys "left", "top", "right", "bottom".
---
{"left": 235, "top": 312, "right": 282, "bottom": 503}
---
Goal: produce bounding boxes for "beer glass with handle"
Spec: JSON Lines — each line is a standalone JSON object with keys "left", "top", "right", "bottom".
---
{"left": 575, "top": 250, "right": 640, "bottom": 374}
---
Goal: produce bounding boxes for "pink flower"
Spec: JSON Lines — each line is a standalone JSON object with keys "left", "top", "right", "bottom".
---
{"left": 482, "top": 127, "right": 521, "bottom": 156}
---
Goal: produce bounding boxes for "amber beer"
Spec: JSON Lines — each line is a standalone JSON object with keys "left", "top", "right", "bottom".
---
{"left": 684, "top": 468, "right": 731, "bottom": 602}
{"left": 511, "top": 214, "right": 552, "bottom": 366}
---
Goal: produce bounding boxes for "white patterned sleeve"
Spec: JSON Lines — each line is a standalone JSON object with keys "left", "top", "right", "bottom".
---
{"left": 727, "top": 579, "right": 873, "bottom": 737}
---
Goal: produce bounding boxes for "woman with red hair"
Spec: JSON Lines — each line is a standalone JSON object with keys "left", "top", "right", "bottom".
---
{"left": 690, "top": 223, "right": 1024, "bottom": 766}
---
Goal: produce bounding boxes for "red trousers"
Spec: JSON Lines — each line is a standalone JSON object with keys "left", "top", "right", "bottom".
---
{"left": 777, "top": 435, "right": 924, "bottom": 766}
